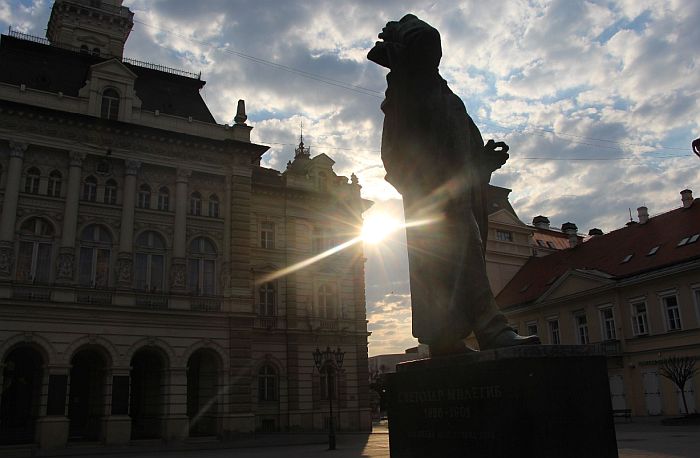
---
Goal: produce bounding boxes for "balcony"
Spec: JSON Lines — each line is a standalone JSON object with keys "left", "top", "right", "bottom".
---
{"left": 76, "top": 289, "right": 113, "bottom": 305}
{"left": 12, "top": 285, "right": 52, "bottom": 302}
{"left": 190, "top": 297, "right": 222, "bottom": 312}
{"left": 135, "top": 293, "right": 169, "bottom": 309}
{"left": 595, "top": 339, "right": 622, "bottom": 357}
{"left": 255, "top": 316, "right": 277, "bottom": 330}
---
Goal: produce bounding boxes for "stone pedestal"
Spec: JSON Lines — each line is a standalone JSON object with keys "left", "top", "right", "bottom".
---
{"left": 387, "top": 345, "right": 618, "bottom": 458}
{"left": 35, "top": 416, "right": 69, "bottom": 450}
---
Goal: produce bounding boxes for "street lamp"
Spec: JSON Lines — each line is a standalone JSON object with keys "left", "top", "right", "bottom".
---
{"left": 312, "top": 346, "right": 345, "bottom": 450}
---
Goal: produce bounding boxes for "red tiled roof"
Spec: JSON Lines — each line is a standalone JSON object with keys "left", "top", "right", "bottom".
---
{"left": 496, "top": 200, "right": 700, "bottom": 308}
{"left": 532, "top": 230, "right": 572, "bottom": 250}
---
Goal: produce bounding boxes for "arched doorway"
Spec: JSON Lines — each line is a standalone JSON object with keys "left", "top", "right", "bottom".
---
{"left": 68, "top": 347, "right": 108, "bottom": 441}
{"left": 0, "top": 346, "right": 44, "bottom": 444}
{"left": 187, "top": 349, "right": 220, "bottom": 436}
{"left": 130, "top": 348, "right": 166, "bottom": 439}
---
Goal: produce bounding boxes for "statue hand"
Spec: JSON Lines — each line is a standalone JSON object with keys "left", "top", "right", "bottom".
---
{"left": 484, "top": 139, "right": 509, "bottom": 170}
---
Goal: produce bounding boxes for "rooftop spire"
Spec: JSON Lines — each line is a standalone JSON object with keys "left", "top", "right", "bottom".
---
{"left": 294, "top": 119, "right": 310, "bottom": 159}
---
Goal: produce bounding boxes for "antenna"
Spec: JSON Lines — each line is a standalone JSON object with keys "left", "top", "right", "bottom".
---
{"left": 628, "top": 208, "right": 633, "bottom": 222}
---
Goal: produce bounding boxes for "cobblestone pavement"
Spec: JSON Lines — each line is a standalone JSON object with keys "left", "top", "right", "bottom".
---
{"left": 5, "top": 418, "right": 699, "bottom": 458}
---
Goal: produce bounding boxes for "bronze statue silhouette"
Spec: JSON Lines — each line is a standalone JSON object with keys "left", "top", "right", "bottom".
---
{"left": 368, "top": 14, "right": 540, "bottom": 355}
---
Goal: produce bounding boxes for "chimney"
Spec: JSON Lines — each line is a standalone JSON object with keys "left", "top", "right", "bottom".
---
{"left": 588, "top": 228, "right": 604, "bottom": 236}
{"left": 681, "top": 189, "right": 693, "bottom": 208}
{"left": 561, "top": 222, "right": 579, "bottom": 248}
{"left": 637, "top": 206, "right": 649, "bottom": 224}
{"left": 532, "top": 215, "right": 550, "bottom": 230}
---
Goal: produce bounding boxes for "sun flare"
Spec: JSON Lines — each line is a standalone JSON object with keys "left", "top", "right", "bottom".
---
{"left": 361, "top": 213, "right": 402, "bottom": 244}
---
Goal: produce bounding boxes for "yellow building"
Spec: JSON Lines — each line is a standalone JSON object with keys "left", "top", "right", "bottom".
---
{"left": 496, "top": 191, "right": 700, "bottom": 416}
{"left": 0, "top": 0, "right": 371, "bottom": 450}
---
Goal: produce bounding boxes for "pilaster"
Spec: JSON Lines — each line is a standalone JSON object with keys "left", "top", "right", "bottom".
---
{"left": 0, "top": 141, "right": 27, "bottom": 279}
{"left": 170, "top": 168, "right": 191, "bottom": 291}
{"left": 56, "top": 151, "right": 86, "bottom": 282}
{"left": 117, "top": 159, "right": 140, "bottom": 287}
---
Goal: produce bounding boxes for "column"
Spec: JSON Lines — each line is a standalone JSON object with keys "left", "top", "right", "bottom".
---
{"left": 0, "top": 141, "right": 27, "bottom": 278}
{"left": 56, "top": 151, "right": 85, "bottom": 282}
{"left": 221, "top": 174, "right": 232, "bottom": 296}
{"left": 169, "top": 168, "right": 191, "bottom": 290}
{"left": 228, "top": 168, "right": 252, "bottom": 300}
{"left": 116, "top": 160, "right": 140, "bottom": 287}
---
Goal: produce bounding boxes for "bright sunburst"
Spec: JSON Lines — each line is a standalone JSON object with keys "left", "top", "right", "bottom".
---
{"left": 361, "top": 213, "right": 402, "bottom": 244}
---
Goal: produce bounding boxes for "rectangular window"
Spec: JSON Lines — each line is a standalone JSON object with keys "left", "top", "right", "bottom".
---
{"left": 631, "top": 301, "right": 649, "bottom": 336}
{"left": 261, "top": 222, "right": 275, "bottom": 249}
{"left": 496, "top": 230, "right": 513, "bottom": 242}
{"left": 575, "top": 313, "right": 589, "bottom": 344}
{"left": 187, "top": 258, "right": 199, "bottom": 294}
{"left": 158, "top": 193, "right": 169, "bottom": 211}
{"left": 662, "top": 295, "right": 682, "bottom": 331}
{"left": 202, "top": 259, "right": 216, "bottom": 295}
{"left": 548, "top": 319, "right": 560, "bottom": 344}
{"left": 135, "top": 253, "right": 148, "bottom": 291}
{"left": 15, "top": 242, "right": 34, "bottom": 282}
{"left": 526, "top": 321, "right": 538, "bottom": 336}
{"left": 600, "top": 307, "right": 616, "bottom": 340}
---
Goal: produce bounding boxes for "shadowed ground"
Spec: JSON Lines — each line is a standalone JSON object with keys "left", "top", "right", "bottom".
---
{"left": 2, "top": 418, "right": 698, "bottom": 457}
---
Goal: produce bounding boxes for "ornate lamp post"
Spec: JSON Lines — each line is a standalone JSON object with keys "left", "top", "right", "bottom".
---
{"left": 312, "top": 346, "right": 345, "bottom": 450}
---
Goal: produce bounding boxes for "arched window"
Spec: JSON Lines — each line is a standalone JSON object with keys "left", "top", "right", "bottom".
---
{"left": 190, "top": 192, "right": 202, "bottom": 216}
{"left": 137, "top": 184, "right": 151, "bottom": 209}
{"left": 317, "top": 283, "right": 337, "bottom": 319}
{"left": 261, "top": 222, "right": 275, "bottom": 249}
{"left": 258, "top": 365, "right": 277, "bottom": 401}
{"left": 80, "top": 44, "right": 89, "bottom": 54}
{"left": 208, "top": 194, "right": 220, "bottom": 218}
{"left": 259, "top": 282, "right": 275, "bottom": 316}
{"left": 187, "top": 237, "right": 216, "bottom": 295}
{"left": 78, "top": 224, "right": 112, "bottom": 287}
{"left": 47, "top": 170, "right": 62, "bottom": 197}
{"left": 24, "top": 167, "right": 40, "bottom": 194}
{"left": 157, "top": 186, "right": 170, "bottom": 211}
{"left": 100, "top": 88, "right": 120, "bottom": 120}
{"left": 104, "top": 179, "right": 117, "bottom": 204}
{"left": 82, "top": 176, "right": 97, "bottom": 201}
{"left": 92, "top": 47, "right": 100, "bottom": 56}
{"left": 16, "top": 218, "right": 54, "bottom": 283}
{"left": 135, "top": 231, "right": 166, "bottom": 292}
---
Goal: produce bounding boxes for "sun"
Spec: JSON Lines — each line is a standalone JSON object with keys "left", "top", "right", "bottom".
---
{"left": 361, "top": 213, "right": 402, "bottom": 244}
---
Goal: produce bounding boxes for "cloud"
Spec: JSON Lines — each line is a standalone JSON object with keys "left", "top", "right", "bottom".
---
{"left": 2, "top": 0, "right": 698, "bottom": 355}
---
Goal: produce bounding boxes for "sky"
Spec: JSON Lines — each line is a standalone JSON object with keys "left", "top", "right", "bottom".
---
{"left": 2, "top": 0, "right": 699, "bottom": 356}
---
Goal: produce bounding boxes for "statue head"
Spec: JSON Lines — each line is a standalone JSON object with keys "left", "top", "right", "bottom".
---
{"left": 368, "top": 14, "right": 442, "bottom": 70}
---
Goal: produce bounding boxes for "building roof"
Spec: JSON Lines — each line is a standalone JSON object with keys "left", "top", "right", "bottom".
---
{"left": 532, "top": 228, "right": 574, "bottom": 250}
{"left": 0, "top": 34, "right": 215, "bottom": 123}
{"left": 497, "top": 199, "right": 700, "bottom": 308}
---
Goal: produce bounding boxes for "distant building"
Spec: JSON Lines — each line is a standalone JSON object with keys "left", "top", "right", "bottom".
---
{"left": 497, "top": 190, "right": 700, "bottom": 416}
{"left": 0, "top": 0, "right": 370, "bottom": 450}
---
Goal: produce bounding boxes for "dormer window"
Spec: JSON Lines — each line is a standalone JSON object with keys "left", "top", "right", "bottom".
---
{"left": 100, "top": 88, "right": 120, "bottom": 120}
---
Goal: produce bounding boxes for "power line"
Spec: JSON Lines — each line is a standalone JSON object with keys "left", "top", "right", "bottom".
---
{"left": 126, "top": 16, "right": 692, "bottom": 160}
{"left": 132, "top": 19, "right": 384, "bottom": 99}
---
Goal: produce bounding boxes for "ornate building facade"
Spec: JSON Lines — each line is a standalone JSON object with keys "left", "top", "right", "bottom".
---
{"left": 0, "top": 0, "right": 371, "bottom": 450}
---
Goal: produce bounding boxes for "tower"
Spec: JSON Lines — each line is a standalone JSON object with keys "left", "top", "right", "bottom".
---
{"left": 46, "top": 0, "right": 134, "bottom": 58}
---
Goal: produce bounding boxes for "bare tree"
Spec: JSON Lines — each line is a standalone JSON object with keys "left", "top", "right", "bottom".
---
{"left": 659, "top": 356, "right": 698, "bottom": 415}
